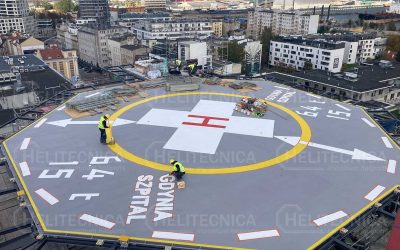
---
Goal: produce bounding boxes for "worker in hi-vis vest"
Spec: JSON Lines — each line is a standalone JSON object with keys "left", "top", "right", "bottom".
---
{"left": 169, "top": 159, "right": 186, "bottom": 181}
{"left": 188, "top": 63, "right": 196, "bottom": 76}
{"left": 175, "top": 59, "right": 182, "bottom": 71}
{"left": 98, "top": 114, "right": 110, "bottom": 144}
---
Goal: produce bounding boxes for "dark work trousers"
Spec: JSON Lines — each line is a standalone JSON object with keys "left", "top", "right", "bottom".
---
{"left": 172, "top": 171, "right": 185, "bottom": 181}
{"left": 99, "top": 128, "right": 106, "bottom": 143}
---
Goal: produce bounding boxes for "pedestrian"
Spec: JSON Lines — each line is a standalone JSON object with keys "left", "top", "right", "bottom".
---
{"left": 169, "top": 159, "right": 186, "bottom": 181}
{"left": 98, "top": 114, "right": 110, "bottom": 144}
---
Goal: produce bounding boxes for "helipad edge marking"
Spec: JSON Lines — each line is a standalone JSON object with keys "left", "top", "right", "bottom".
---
{"left": 273, "top": 86, "right": 290, "bottom": 90}
{"left": 152, "top": 231, "right": 194, "bottom": 241}
{"left": 364, "top": 185, "right": 386, "bottom": 201}
{"left": 361, "top": 118, "right": 375, "bottom": 127}
{"left": 381, "top": 137, "right": 393, "bottom": 148}
{"left": 19, "top": 162, "right": 31, "bottom": 176}
{"left": 308, "top": 185, "right": 399, "bottom": 250}
{"left": 335, "top": 104, "right": 350, "bottom": 111}
{"left": 49, "top": 161, "right": 79, "bottom": 166}
{"left": 306, "top": 93, "right": 322, "bottom": 99}
{"left": 313, "top": 211, "right": 348, "bottom": 227}
{"left": 20, "top": 138, "right": 31, "bottom": 150}
{"left": 237, "top": 230, "right": 280, "bottom": 241}
{"left": 387, "top": 160, "right": 397, "bottom": 174}
{"left": 34, "top": 118, "right": 47, "bottom": 128}
{"left": 80, "top": 214, "right": 115, "bottom": 229}
{"left": 35, "top": 188, "right": 59, "bottom": 205}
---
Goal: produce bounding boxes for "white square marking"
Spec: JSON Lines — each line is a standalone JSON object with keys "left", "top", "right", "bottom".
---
{"left": 313, "top": 211, "right": 348, "bottom": 226}
{"left": 365, "top": 185, "right": 386, "bottom": 201}
{"left": 226, "top": 117, "right": 274, "bottom": 138}
{"left": 164, "top": 125, "right": 225, "bottom": 154}
{"left": 190, "top": 100, "right": 236, "bottom": 117}
{"left": 136, "top": 109, "right": 189, "bottom": 128}
{"left": 152, "top": 231, "right": 194, "bottom": 241}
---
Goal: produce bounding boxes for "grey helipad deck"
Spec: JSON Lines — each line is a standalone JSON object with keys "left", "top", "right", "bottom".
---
{"left": 3, "top": 81, "right": 400, "bottom": 250}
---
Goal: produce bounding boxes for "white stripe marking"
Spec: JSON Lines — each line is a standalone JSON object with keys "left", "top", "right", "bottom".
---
{"left": 152, "top": 231, "right": 194, "bottom": 241}
{"left": 387, "top": 160, "right": 397, "bottom": 174}
{"left": 85, "top": 92, "right": 100, "bottom": 98}
{"left": 57, "top": 105, "right": 66, "bottom": 111}
{"left": 273, "top": 86, "right": 290, "bottom": 90}
{"left": 49, "top": 161, "right": 79, "bottom": 166}
{"left": 335, "top": 104, "right": 351, "bottom": 111}
{"left": 20, "top": 138, "right": 31, "bottom": 150}
{"left": 19, "top": 162, "right": 31, "bottom": 176}
{"left": 365, "top": 185, "right": 386, "bottom": 201}
{"left": 361, "top": 118, "right": 376, "bottom": 127}
{"left": 381, "top": 137, "right": 393, "bottom": 148}
{"left": 80, "top": 214, "right": 115, "bottom": 229}
{"left": 35, "top": 188, "right": 59, "bottom": 205}
{"left": 313, "top": 211, "right": 348, "bottom": 226}
{"left": 34, "top": 118, "right": 47, "bottom": 128}
{"left": 237, "top": 230, "right": 280, "bottom": 241}
{"left": 307, "top": 93, "right": 322, "bottom": 99}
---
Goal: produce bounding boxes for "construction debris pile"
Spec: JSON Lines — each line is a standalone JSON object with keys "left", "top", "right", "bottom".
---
{"left": 66, "top": 88, "right": 137, "bottom": 113}
{"left": 234, "top": 97, "right": 268, "bottom": 117}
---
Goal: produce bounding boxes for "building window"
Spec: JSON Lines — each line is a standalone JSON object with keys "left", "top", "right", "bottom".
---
{"left": 59, "top": 62, "right": 64, "bottom": 75}
{"left": 69, "top": 61, "right": 74, "bottom": 76}
{"left": 52, "top": 62, "right": 57, "bottom": 69}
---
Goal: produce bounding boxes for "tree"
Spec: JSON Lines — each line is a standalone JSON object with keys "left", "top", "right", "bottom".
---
{"left": 347, "top": 19, "right": 354, "bottom": 27}
{"left": 396, "top": 52, "right": 400, "bottom": 62}
{"left": 260, "top": 27, "right": 274, "bottom": 67}
{"left": 318, "top": 26, "right": 328, "bottom": 34}
{"left": 227, "top": 42, "right": 244, "bottom": 63}
{"left": 387, "top": 22, "right": 397, "bottom": 31}
{"left": 387, "top": 35, "right": 400, "bottom": 52}
{"left": 54, "top": 0, "right": 75, "bottom": 13}
{"left": 35, "top": 0, "right": 53, "bottom": 10}
{"left": 304, "top": 60, "right": 313, "bottom": 70}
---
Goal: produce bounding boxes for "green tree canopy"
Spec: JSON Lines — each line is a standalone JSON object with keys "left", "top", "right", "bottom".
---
{"left": 54, "top": 0, "right": 76, "bottom": 13}
{"left": 227, "top": 42, "right": 244, "bottom": 63}
{"left": 387, "top": 22, "right": 397, "bottom": 31}
{"left": 387, "top": 35, "right": 400, "bottom": 52}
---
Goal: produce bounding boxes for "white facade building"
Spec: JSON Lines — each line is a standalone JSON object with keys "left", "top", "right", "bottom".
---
{"left": 133, "top": 19, "right": 213, "bottom": 41}
{"left": 78, "top": 26, "right": 128, "bottom": 67}
{"left": 143, "top": 0, "right": 166, "bottom": 10}
{"left": 247, "top": 9, "right": 319, "bottom": 39}
{"left": 270, "top": 37, "right": 345, "bottom": 73}
{"left": 178, "top": 41, "right": 212, "bottom": 67}
{"left": 0, "top": 0, "right": 35, "bottom": 35}
{"left": 244, "top": 41, "right": 262, "bottom": 74}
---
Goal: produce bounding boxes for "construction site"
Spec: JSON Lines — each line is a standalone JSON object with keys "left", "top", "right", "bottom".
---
{"left": 0, "top": 73, "right": 399, "bottom": 250}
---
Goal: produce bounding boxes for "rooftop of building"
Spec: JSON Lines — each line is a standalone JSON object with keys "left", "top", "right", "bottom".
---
{"left": 119, "top": 12, "right": 170, "bottom": 19}
{"left": 268, "top": 61, "right": 400, "bottom": 92}
{"left": 307, "top": 32, "right": 378, "bottom": 42}
{"left": 0, "top": 55, "right": 71, "bottom": 105}
{"left": 272, "top": 36, "right": 346, "bottom": 50}
{"left": 120, "top": 44, "right": 147, "bottom": 51}
{"left": 38, "top": 48, "right": 64, "bottom": 60}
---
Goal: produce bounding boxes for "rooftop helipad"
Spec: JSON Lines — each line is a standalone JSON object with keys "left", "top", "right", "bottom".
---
{"left": 2, "top": 81, "right": 399, "bottom": 249}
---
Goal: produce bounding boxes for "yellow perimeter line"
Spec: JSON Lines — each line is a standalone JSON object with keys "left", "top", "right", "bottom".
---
{"left": 308, "top": 184, "right": 400, "bottom": 250}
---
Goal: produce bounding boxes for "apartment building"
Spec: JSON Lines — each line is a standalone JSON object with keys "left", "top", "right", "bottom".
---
{"left": 4, "top": 33, "right": 44, "bottom": 55}
{"left": 144, "top": 0, "right": 166, "bottom": 10}
{"left": 57, "top": 23, "right": 79, "bottom": 51}
{"left": 78, "top": 0, "right": 110, "bottom": 28}
{"left": 244, "top": 41, "right": 262, "bottom": 74}
{"left": 77, "top": 26, "right": 127, "bottom": 67}
{"left": 133, "top": 19, "right": 213, "bottom": 41}
{"left": 0, "top": 0, "right": 35, "bottom": 35}
{"left": 36, "top": 48, "right": 79, "bottom": 81}
{"left": 269, "top": 36, "right": 345, "bottom": 73}
{"left": 211, "top": 20, "right": 223, "bottom": 37}
{"left": 246, "top": 9, "right": 319, "bottom": 39}
{"left": 108, "top": 35, "right": 137, "bottom": 66}
{"left": 177, "top": 41, "right": 212, "bottom": 67}
{"left": 308, "top": 33, "right": 387, "bottom": 64}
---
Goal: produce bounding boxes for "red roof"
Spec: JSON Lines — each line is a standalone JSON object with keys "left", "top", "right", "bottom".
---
{"left": 39, "top": 48, "right": 64, "bottom": 60}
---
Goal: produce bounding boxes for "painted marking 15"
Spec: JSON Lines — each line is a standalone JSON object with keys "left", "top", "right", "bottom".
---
{"left": 295, "top": 100, "right": 351, "bottom": 121}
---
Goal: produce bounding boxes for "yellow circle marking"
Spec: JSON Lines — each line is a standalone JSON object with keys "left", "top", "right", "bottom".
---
{"left": 108, "top": 92, "right": 311, "bottom": 174}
